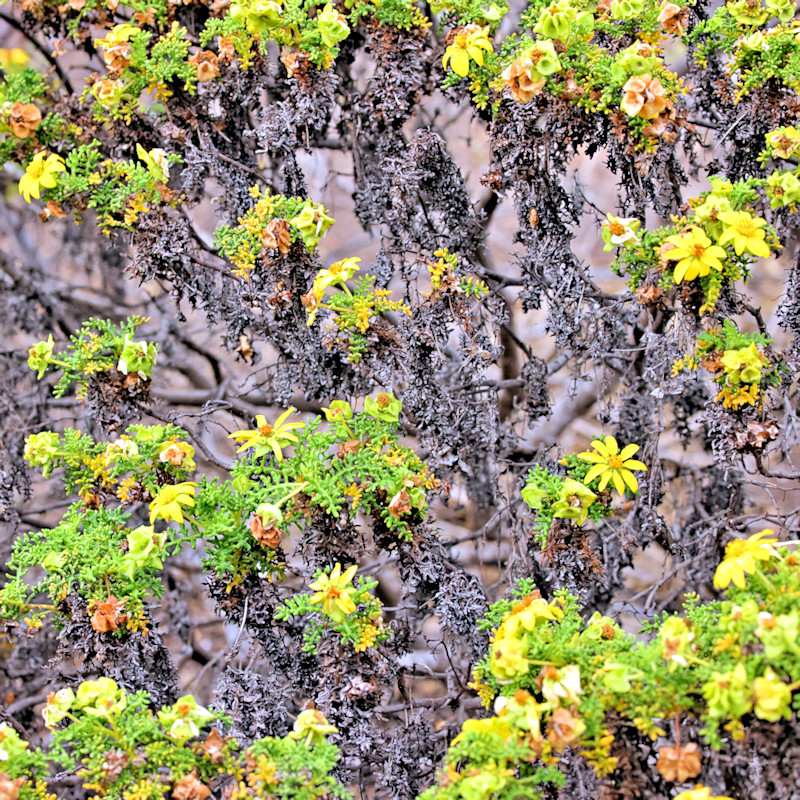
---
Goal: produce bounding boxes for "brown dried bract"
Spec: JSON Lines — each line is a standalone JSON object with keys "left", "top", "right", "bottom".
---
{"left": 658, "top": 2, "right": 689, "bottom": 36}
{"left": 621, "top": 74, "right": 671, "bottom": 120}
{"left": 337, "top": 439, "right": 361, "bottom": 458}
{"left": 0, "top": 773, "right": 26, "bottom": 800}
{"left": 39, "top": 200, "right": 67, "bottom": 222}
{"left": 546, "top": 707, "right": 585, "bottom": 751}
{"left": 193, "top": 728, "right": 230, "bottom": 765}
{"left": 388, "top": 489, "right": 412, "bottom": 518}
{"left": 501, "top": 58, "right": 545, "bottom": 104}
{"left": 734, "top": 419, "right": 779, "bottom": 452}
{"left": 634, "top": 285, "right": 663, "bottom": 306}
{"left": 101, "top": 749, "right": 129, "bottom": 782}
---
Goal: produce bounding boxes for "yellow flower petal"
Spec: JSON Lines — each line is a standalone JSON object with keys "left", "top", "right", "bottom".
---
{"left": 619, "top": 443, "right": 639, "bottom": 460}
{"left": 621, "top": 459, "right": 647, "bottom": 471}
{"left": 621, "top": 469, "right": 638, "bottom": 493}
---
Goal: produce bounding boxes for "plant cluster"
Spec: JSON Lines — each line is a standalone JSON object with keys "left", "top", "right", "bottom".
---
{"left": 521, "top": 436, "right": 647, "bottom": 546}
{"left": 2, "top": 0, "right": 800, "bottom": 795}
{"left": 0, "top": 678, "right": 346, "bottom": 800}
{"left": 3, "top": 420, "right": 197, "bottom": 629}
{"left": 303, "top": 257, "right": 411, "bottom": 362}
{"left": 671, "top": 320, "right": 786, "bottom": 411}
{"left": 428, "top": 531, "right": 800, "bottom": 800}
{"left": 27, "top": 317, "right": 158, "bottom": 397}
{"left": 606, "top": 177, "right": 782, "bottom": 314}
{"left": 192, "top": 395, "right": 442, "bottom": 587}
{"left": 214, "top": 187, "right": 335, "bottom": 277}
{"left": 276, "top": 562, "right": 391, "bottom": 653}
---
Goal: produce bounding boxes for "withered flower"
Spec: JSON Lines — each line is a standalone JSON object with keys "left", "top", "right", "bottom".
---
{"left": 656, "top": 742, "right": 702, "bottom": 783}
{"left": 38, "top": 200, "right": 67, "bottom": 222}
{"left": 262, "top": 218, "right": 292, "bottom": 254}
{"left": 0, "top": 774, "right": 26, "bottom": 800}
{"left": 546, "top": 707, "right": 586, "bottom": 751}
{"left": 8, "top": 102, "right": 42, "bottom": 139}
{"left": 189, "top": 50, "right": 220, "bottom": 83}
{"left": 249, "top": 513, "right": 282, "bottom": 549}
{"left": 193, "top": 728, "right": 230, "bottom": 765}
{"left": 388, "top": 489, "right": 412, "bottom": 518}
{"left": 89, "top": 595, "right": 128, "bottom": 633}
{"left": 501, "top": 57, "right": 545, "bottom": 104}
{"left": 103, "top": 42, "right": 131, "bottom": 73}
{"left": 101, "top": 749, "right": 129, "bottom": 782}
{"left": 621, "top": 74, "right": 671, "bottom": 120}
{"left": 658, "top": 1, "right": 689, "bottom": 36}
{"left": 172, "top": 772, "right": 211, "bottom": 800}
{"left": 337, "top": 439, "right": 361, "bottom": 458}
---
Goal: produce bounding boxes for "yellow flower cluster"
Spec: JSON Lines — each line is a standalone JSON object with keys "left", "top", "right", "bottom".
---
{"left": 715, "top": 383, "right": 761, "bottom": 410}
{"left": 489, "top": 595, "right": 563, "bottom": 682}
{"left": 662, "top": 206, "right": 775, "bottom": 287}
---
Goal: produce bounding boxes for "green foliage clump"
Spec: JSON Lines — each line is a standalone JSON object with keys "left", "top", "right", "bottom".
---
{"left": 193, "top": 396, "right": 442, "bottom": 586}
{"left": 26, "top": 316, "right": 158, "bottom": 397}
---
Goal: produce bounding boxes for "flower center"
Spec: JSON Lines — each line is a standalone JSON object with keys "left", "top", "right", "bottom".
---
{"left": 609, "top": 221, "right": 624, "bottom": 235}
{"left": 725, "top": 540, "right": 748, "bottom": 559}
{"left": 736, "top": 220, "right": 757, "bottom": 236}
{"left": 691, "top": 243, "right": 706, "bottom": 258}
{"left": 608, "top": 455, "right": 624, "bottom": 469}
{"left": 377, "top": 393, "right": 391, "bottom": 408}
{"left": 258, "top": 423, "right": 274, "bottom": 436}
{"left": 454, "top": 32, "right": 468, "bottom": 47}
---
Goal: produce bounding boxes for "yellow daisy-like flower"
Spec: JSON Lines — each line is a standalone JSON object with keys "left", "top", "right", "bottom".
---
{"left": 312, "top": 257, "right": 361, "bottom": 294}
{"left": 713, "top": 529, "right": 778, "bottom": 590}
{"left": 717, "top": 210, "right": 771, "bottom": 258}
{"left": 309, "top": 563, "right": 358, "bottom": 622}
{"left": 148, "top": 481, "right": 198, "bottom": 525}
{"left": 227, "top": 408, "right": 304, "bottom": 461}
{"left": 662, "top": 226, "right": 727, "bottom": 284}
{"left": 578, "top": 437, "right": 647, "bottom": 495}
{"left": 18, "top": 151, "right": 66, "bottom": 203}
{"left": 442, "top": 23, "right": 493, "bottom": 78}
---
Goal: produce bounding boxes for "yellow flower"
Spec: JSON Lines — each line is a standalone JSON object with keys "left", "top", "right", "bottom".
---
{"left": 227, "top": 408, "right": 304, "bottom": 461}
{"left": 18, "top": 152, "right": 66, "bottom": 203}
{"left": 309, "top": 563, "right": 358, "bottom": 621}
{"left": 313, "top": 257, "right": 361, "bottom": 293}
{"left": 354, "top": 621, "right": 379, "bottom": 652}
{"left": 663, "top": 226, "right": 727, "bottom": 284}
{"left": 288, "top": 709, "right": 338, "bottom": 747}
{"left": 753, "top": 667, "right": 792, "bottom": 722}
{"left": 578, "top": 437, "right": 647, "bottom": 495}
{"left": 443, "top": 23, "right": 493, "bottom": 78}
{"left": 713, "top": 529, "right": 778, "bottom": 590}
{"left": 502, "top": 596, "right": 563, "bottom": 637}
{"left": 673, "top": 786, "right": 733, "bottom": 800}
{"left": 0, "top": 48, "right": 30, "bottom": 73}
{"left": 717, "top": 210, "right": 771, "bottom": 258}
{"left": 490, "top": 633, "right": 529, "bottom": 680}
{"left": 451, "top": 716, "right": 512, "bottom": 745}
{"left": 148, "top": 481, "right": 198, "bottom": 524}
